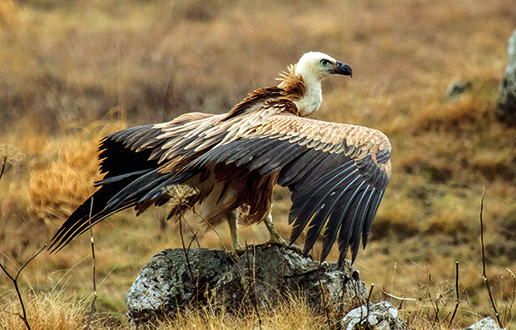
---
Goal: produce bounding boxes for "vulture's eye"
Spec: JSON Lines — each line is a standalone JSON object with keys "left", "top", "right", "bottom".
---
{"left": 320, "top": 59, "right": 330, "bottom": 66}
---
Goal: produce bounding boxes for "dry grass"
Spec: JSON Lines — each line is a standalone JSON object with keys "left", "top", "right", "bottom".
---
{"left": 151, "top": 294, "right": 331, "bottom": 330}
{"left": 1, "top": 0, "right": 516, "bottom": 328}
{"left": 0, "top": 290, "right": 338, "bottom": 330}
{"left": 0, "top": 289, "right": 89, "bottom": 330}
{"left": 24, "top": 120, "right": 126, "bottom": 221}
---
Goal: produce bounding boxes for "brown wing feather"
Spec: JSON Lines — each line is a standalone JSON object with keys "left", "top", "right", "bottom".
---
{"left": 242, "top": 114, "right": 391, "bottom": 161}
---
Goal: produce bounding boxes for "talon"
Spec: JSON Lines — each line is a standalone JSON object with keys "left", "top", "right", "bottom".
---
{"left": 234, "top": 243, "right": 247, "bottom": 254}
{"left": 231, "top": 244, "right": 248, "bottom": 257}
{"left": 260, "top": 240, "right": 283, "bottom": 250}
{"left": 288, "top": 243, "right": 305, "bottom": 256}
{"left": 260, "top": 242, "right": 272, "bottom": 250}
{"left": 260, "top": 236, "right": 305, "bottom": 256}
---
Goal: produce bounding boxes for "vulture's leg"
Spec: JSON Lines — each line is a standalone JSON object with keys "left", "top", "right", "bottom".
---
{"left": 227, "top": 209, "right": 246, "bottom": 255}
{"left": 261, "top": 211, "right": 303, "bottom": 255}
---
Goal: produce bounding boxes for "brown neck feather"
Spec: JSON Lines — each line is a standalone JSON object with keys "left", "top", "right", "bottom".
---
{"left": 276, "top": 64, "right": 305, "bottom": 101}
{"left": 223, "top": 65, "right": 305, "bottom": 120}
{"left": 224, "top": 86, "right": 284, "bottom": 120}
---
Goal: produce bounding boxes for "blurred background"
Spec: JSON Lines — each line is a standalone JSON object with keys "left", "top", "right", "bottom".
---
{"left": 1, "top": 0, "right": 516, "bottom": 328}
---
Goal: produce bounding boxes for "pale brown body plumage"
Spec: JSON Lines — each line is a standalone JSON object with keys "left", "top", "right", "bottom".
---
{"left": 50, "top": 52, "right": 391, "bottom": 264}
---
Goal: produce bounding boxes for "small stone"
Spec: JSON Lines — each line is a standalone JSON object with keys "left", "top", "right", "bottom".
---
{"left": 463, "top": 317, "right": 503, "bottom": 330}
{"left": 445, "top": 81, "right": 472, "bottom": 101}
{"left": 341, "top": 301, "right": 408, "bottom": 330}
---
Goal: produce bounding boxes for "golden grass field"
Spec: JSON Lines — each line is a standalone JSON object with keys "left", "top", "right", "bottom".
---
{"left": 1, "top": 0, "right": 516, "bottom": 328}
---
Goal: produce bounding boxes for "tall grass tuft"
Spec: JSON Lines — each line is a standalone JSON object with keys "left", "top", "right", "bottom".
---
{"left": 0, "top": 290, "right": 89, "bottom": 330}
{"left": 25, "top": 120, "right": 126, "bottom": 223}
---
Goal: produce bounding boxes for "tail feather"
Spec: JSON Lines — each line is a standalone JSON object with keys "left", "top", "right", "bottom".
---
{"left": 48, "top": 175, "right": 139, "bottom": 252}
{"left": 49, "top": 168, "right": 200, "bottom": 252}
{"left": 49, "top": 117, "right": 216, "bottom": 252}
{"left": 49, "top": 125, "right": 171, "bottom": 252}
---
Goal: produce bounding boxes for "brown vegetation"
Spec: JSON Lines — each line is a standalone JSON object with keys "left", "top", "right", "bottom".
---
{"left": 1, "top": 0, "right": 516, "bottom": 328}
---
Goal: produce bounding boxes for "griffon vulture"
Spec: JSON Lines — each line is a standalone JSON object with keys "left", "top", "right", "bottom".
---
{"left": 49, "top": 51, "right": 391, "bottom": 265}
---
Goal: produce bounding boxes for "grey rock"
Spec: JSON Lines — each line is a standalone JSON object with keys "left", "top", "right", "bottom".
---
{"left": 497, "top": 29, "right": 516, "bottom": 125}
{"left": 463, "top": 317, "right": 503, "bottom": 330}
{"left": 125, "top": 246, "right": 368, "bottom": 327}
{"left": 213, "top": 245, "right": 368, "bottom": 313}
{"left": 445, "top": 81, "right": 472, "bottom": 101}
{"left": 125, "top": 248, "right": 233, "bottom": 327}
{"left": 341, "top": 301, "right": 408, "bottom": 330}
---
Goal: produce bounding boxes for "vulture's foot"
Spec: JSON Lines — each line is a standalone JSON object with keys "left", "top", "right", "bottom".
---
{"left": 230, "top": 242, "right": 248, "bottom": 257}
{"left": 261, "top": 211, "right": 305, "bottom": 256}
{"left": 260, "top": 236, "right": 305, "bottom": 256}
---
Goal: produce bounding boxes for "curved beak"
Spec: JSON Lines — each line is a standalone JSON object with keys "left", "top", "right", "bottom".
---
{"left": 330, "top": 62, "right": 353, "bottom": 77}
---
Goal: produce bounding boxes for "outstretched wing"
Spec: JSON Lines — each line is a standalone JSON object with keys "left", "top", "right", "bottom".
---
{"left": 188, "top": 106, "right": 391, "bottom": 264}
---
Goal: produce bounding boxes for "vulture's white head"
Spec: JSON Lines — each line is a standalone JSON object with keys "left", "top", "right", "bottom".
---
{"left": 292, "top": 51, "right": 352, "bottom": 116}
{"left": 295, "top": 51, "right": 353, "bottom": 81}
